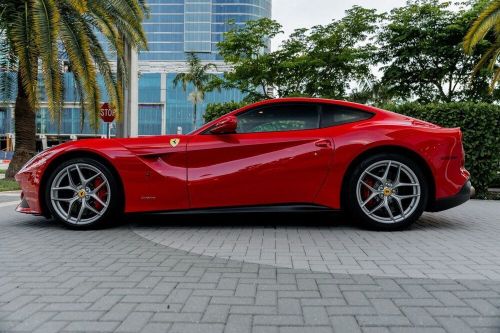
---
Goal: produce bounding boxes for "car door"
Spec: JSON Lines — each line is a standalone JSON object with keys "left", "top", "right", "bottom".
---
{"left": 187, "top": 103, "right": 334, "bottom": 209}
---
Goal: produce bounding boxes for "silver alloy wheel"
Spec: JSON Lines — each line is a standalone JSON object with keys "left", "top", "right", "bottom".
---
{"left": 356, "top": 160, "right": 421, "bottom": 224}
{"left": 50, "top": 163, "right": 111, "bottom": 225}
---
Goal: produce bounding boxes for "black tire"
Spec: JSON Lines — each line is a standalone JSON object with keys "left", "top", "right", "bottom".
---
{"left": 45, "top": 157, "right": 121, "bottom": 229}
{"left": 345, "top": 153, "right": 428, "bottom": 231}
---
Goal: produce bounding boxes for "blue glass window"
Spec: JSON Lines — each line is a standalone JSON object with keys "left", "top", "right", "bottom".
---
{"left": 139, "top": 104, "right": 162, "bottom": 135}
{"left": 184, "top": 0, "right": 213, "bottom": 53}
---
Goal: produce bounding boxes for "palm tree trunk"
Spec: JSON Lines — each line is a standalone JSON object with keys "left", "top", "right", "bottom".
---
{"left": 193, "top": 103, "right": 197, "bottom": 130}
{"left": 5, "top": 71, "right": 37, "bottom": 179}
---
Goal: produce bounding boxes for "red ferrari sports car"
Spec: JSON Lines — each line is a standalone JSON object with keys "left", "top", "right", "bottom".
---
{"left": 15, "top": 98, "right": 473, "bottom": 230}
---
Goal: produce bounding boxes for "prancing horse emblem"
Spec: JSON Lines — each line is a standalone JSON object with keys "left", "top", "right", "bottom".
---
{"left": 170, "top": 138, "right": 180, "bottom": 147}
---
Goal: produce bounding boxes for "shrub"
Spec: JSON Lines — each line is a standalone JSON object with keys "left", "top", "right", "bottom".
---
{"left": 204, "top": 101, "right": 248, "bottom": 123}
{"left": 383, "top": 102, "right": 500, "bottom": 197}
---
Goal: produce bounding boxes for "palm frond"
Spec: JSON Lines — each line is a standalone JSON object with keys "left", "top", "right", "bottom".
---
{"left": 59, "top": 10, "right": 100, "bottom": 128}
{"left": 0, "top": 37, "right": 16, "bottom": 103}
{"left": 65, "top": 0, "right": 87, "bottom": 14}
{"left": 10, "top": 3, "right": 38, "bottom": 109}
{"left": 86, "top": 30, "right": 123, "bottom": 119}
{"left": 33, "top": 0, "right": 62, "bottom": 118}
{"left": 173, "top": 73, "right": 190, "bottom": 92}
{"left": 88, "top": 0, "right": 148, "bottom": 50}
{"left": 464, "top": 1, "right": 500, "bottom": 53}
{"left": 472, "top": 36, "right": 500, "bottom": 76}
{"left": 2, "top": 0, "right": 148, "bottom": 132}
{"left": 490, "top": 66, "right": 500, "bottom": 92}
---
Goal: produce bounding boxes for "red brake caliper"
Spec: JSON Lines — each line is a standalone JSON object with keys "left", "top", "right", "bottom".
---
{"left": 362, "top": 178, "right": 376, "bottom": 206}
{"left": 93, "top": 178, "right": 107, "bottom": 210}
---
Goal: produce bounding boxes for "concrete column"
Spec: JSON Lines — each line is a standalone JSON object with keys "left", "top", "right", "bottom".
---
{"left": 160, "top": 73, "right": 167, "bottom": 135}
{"left": 129, "top": 47, "right": 139, "bottom": 137}
{"left": 118, "top": 44, "right": 139, "bottom": 138}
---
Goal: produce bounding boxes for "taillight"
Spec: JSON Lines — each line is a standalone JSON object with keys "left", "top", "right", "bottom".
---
{"left": 459, "top": 130, "right": 465, "bottom": 167}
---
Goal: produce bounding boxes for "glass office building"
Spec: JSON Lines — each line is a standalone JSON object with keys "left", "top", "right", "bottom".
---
{"left": 0, "top": 0, "right": 272, "bottom": 138}
{"left": 142, "top": 0, "right": 271, "bottom": 61}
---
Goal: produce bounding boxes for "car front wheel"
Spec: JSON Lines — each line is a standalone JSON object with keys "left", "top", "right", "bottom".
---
{"left": 346, "top": 154, "right": 428, "bottom": 231}
{"left": 45, "top": 158, "right": 119, "bottom": 229}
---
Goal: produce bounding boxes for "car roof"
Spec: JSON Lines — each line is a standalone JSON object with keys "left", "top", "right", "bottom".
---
{"left": 243, "top": 97, "right": 376, "bottom": 111}
{"left": 192, "top": 98, "right": 393, "bottom": 135}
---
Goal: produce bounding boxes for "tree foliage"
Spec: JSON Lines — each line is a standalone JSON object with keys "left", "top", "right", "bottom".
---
{"left": 216, "top": 7, "right": 382, "bottom": 101}
{"left": 216, "top": 1, "right": 498, "bottom": 104}
{"left": 204, "top": 101, "right": 247, "bottom": 123}
{"left": 216, "top": 18, "right": 282, "bottom": 102}
{"left": 464, "top": 0, "right": 500, "bottom": 91}
{"left": 377, "top": 0, "right": 497, "bottom": 103}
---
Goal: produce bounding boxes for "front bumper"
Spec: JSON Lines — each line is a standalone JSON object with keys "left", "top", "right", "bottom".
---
{"left": 15, "top": 171, "right": 43, "bottom": 215}
{"left": 428, "top": 180, "right": 473, "bottom": 212}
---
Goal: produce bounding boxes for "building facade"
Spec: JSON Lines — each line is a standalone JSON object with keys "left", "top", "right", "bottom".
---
{"left": 0, "top": 0, "right": 272, "bottom": 139}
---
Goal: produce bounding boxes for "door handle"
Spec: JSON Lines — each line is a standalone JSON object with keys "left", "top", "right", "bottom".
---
{"left": 315, "top": 140, "right": 332, "bottom": 148}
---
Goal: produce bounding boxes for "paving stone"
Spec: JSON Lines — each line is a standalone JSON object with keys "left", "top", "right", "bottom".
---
{"left": 139, "top": 323, "right": 171, "bottom": 333}
{"left": 330, "top": 315, "right": 361, "bottom": 333}
{"left": 182, "top": 296, "right": 210, "bottom": 313}
{"left": 225, "top": 314, "right": 252, "bottom": 333}
{"left": 32, "top": 321, "right": 68, "bottom": 333}
{"left": 256, "top": 290, "right": 277, "bottom": 306}
{"left": 52, "top": 311, "right": 104, "bottom": 321}
{"left": 115, "top": 311, "right": 154, "bottom": 332}
{"left": 201, "top": 305, "right": 230, "bottom": 323}
{"left": 303, "top": 306, "right": 330, "bottom": 325}
{"left": 279, "top": 327, "right": 333, "bottom": 333}
{"left": 151, "top": 312, "right": 202, "bottom": 322}
{"left": 169, "top": 323, "right": 224, "bottom": 333}
{"left": 63, "top": 321, "right": 120, "bottom": 332}
{"left": 356, "top": 315, "right": 412, "bottom": 327}
{"left": 344, "top": 291, "right": 371, "bottom": 306}
{"left": 435, "top": 317, "right": 476, "bottom": 333}
{"left": 253, "top": 315, "right": 304, "bottom": 326}
{"left": 0, "top": 201, "right": 499, "bottom": 333}
{"left": 401, "top": 307, "right": 438, "bottom": 326}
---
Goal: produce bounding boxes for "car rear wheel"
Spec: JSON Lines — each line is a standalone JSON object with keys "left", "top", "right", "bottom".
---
{"left": 45, "top": 158, "right": 119, "bottom": 229}
{"left": 346, "top": 154, "right": 428, "bottom": 231}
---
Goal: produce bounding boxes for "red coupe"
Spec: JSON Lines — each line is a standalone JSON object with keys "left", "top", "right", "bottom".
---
{"left": 15, "top": 98, "right": 473, "bottom": 230}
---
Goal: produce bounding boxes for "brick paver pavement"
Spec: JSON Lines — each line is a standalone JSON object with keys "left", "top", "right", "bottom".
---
{"left": 0, "top": 196, "right": 499, "bottom": 332}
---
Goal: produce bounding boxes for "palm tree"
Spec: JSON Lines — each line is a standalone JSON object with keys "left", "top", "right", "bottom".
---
{"left": 173, "top": 53, "right": 220, "bottom": 130}
{"left": 0, "top": 0, "right": 148, "bottom": 178}
{"left": 464, "top": 0, "right": 500, "bottom": 91}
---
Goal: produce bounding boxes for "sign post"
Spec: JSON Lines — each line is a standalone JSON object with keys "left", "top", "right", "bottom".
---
{"left": 100, "top": 103, "right": 116, "bottom": 139}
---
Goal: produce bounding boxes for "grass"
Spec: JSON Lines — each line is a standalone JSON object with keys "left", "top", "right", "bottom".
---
{"left": 0, "top": 169, "right": 6, "bottom": 174}
{"left": 0, "top": 179, "right": 20, "bottom": 192}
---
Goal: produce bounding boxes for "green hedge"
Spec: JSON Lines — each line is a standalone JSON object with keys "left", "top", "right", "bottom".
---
{"left": 384, "top": 102, "right": 500, "bottom": 198}
{"left": 204, "top": 101, "right": 247, "bottom": 123}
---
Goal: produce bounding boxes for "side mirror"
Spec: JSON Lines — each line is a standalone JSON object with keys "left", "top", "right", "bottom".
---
{"left": 210, "top": 116, "right": 237, "bottom": 134}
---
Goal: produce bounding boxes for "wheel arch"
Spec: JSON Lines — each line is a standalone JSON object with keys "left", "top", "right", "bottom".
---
{"left": 39, "top": 150, "right": 125, "bottom": 217}
{"left": 340, "top": 145, "right": 436, "bottom": 211}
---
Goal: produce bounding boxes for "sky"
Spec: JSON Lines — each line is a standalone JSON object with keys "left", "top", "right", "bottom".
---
{"left": 272, "top": 0, "right": 407, "bottom": 49}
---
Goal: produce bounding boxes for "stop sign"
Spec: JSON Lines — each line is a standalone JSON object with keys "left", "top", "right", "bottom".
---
{"left": 100, "top": 103, "right": 116, "bottom": 123}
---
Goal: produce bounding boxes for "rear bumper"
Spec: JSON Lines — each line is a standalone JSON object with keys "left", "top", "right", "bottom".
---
{"left": 427, "top": 180, "right": 473, "bottom": 212}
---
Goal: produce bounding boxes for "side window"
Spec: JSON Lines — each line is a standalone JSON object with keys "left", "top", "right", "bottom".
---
{"left": 236, "top": 104, "right": 319, "bottom": 134}
{"left": 320, "top": 104, "right": 373, "bottom": 128}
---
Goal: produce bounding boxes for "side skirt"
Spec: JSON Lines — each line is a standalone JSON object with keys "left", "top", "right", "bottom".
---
{"left": 130, "top": 204, "right": 338, "bottom": 216}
